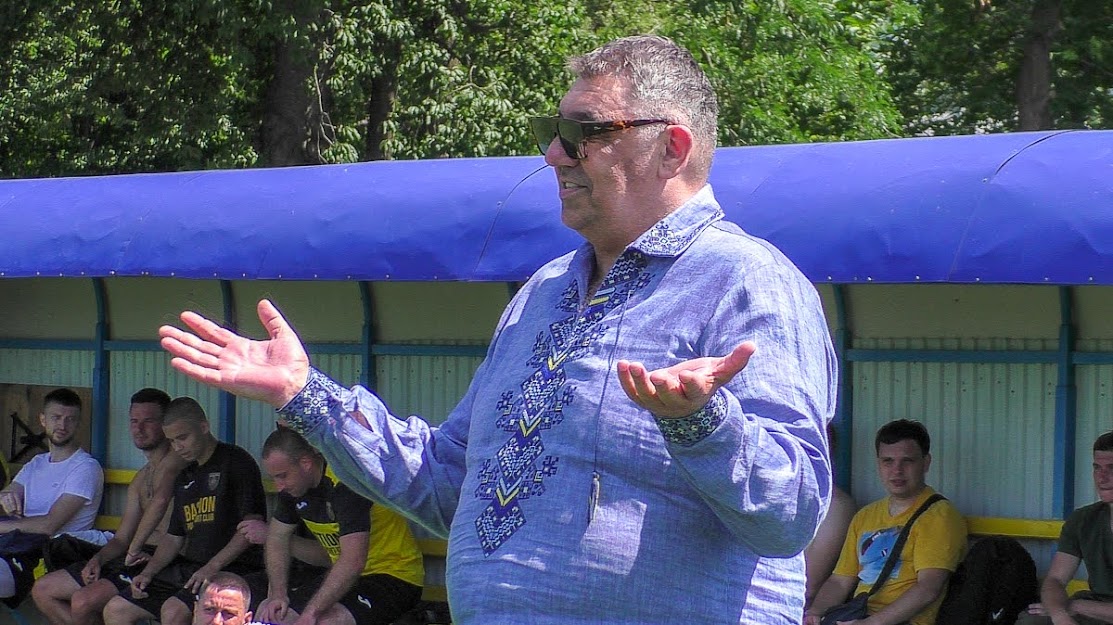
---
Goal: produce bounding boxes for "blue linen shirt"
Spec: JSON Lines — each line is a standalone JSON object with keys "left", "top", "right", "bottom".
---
{"left": 280, "top": 185, "right": 837, "bottom": 624}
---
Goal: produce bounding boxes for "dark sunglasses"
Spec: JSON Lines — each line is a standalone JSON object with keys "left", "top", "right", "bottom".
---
{"left": 528, "top": 116, "right": 670, "bottom": 160}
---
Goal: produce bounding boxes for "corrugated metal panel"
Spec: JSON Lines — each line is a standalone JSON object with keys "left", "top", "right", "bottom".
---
{"left": 0, "top": 348, "right": 94, "bottom": 386}
{"left": 1074, "top": 338, "right": 1113, "bottom": 509}
{"left": 375, "top": 354, "right": 484, "bottom": 426}
{"left": 849, "top": 338, "right": 1057, "bottom": 520}
{"left": 108, "top": 350, "right": 222, "bottom": 468}
{"left": 235, "top": 352, "right": 364, "bottom": 457}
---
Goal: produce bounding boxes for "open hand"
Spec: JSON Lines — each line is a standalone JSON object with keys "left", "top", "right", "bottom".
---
{"left": 159, "top": 299, "right": 310, "bottom": 408}
{"left": 617, "top": 342, "right": 756, "bottom": 418}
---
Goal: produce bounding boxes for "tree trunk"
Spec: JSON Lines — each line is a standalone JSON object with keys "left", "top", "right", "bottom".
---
{"left": 364, "top": 41, "right": 402, "bottom": 161}
{"left": 260, "top": 0, "right": 316, "bottom": 166}
{"left": 1016, "top": 0, "right": 1061, "bottom": 130}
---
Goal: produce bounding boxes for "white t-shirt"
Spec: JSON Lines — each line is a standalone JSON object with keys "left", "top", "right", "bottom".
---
{"left": 13, "top": 449, "right": 103, "bottom": 535}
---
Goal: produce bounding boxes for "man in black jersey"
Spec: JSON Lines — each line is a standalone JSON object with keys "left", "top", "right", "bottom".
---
{"left": 101, "top": 397, "right": 267, "bottom": 625}
{"left": 250, "top": 427, "right": 423, "bottom": 625}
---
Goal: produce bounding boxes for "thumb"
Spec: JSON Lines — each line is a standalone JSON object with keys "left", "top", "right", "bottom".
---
{"left": 713, "top": 341, "right": 756, "bottom": 383}
{"left": 258, "top": 299, "right": 295, "bottom": 341}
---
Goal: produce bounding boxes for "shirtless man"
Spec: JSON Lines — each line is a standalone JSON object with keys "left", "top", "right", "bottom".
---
{"left": 32, "top": 388, "right": 186, "bottom": 625}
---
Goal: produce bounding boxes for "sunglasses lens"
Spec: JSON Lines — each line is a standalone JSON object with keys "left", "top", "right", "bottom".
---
{"left": 528, "top": 117, "right": 585, "bottom": 159}
{"left": 529, "top": 117, "right": 559, "bottom": 155}
{"left": 555, "top": 119, "right": 584, "bottom": 159}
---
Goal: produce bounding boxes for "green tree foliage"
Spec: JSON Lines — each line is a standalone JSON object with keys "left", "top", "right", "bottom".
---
{"left": 885, "top": 0, "right": 1113, "bottom": 135}
{"left": 1, "top": 0, "right": 1107, "bottom": 177}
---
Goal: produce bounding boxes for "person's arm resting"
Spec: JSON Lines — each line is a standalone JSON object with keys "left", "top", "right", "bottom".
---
{"left": 804, "top": 574, "right": 858, "bottom": 624}
{"left": 93, "top": 479, "right": 145, "bottom": 565}
{"left": 300, "top": 531, "right": 369, "bottom": 620}
{"left": 863, "top": 567, "right": 950, "bottom": 625}
{"left": 127, "top": 457, "right": 183, "bottom": 556}
{"left": 1037, "top": 552, "right": 1087, "bottom": 624}
{"left": 0, "top": 492, "right": 87, "bottom": 535}
{"left": 265, "top": 519, "right": 297, "bottom": 602}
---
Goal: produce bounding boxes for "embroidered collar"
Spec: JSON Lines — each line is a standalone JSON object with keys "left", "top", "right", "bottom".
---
{"left": 630, "top": 185, "right": 724, "bottom": 257}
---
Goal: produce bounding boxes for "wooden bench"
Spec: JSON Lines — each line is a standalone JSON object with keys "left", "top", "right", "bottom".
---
{"left": 966, "top": 515, "right": 1089, "bottom": 596}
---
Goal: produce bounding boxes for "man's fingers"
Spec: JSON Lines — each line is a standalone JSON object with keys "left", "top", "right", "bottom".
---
{"left": 168, "top": 357, "right": 225, "bottom": 386}
{"left": 179, "top": 311, "right": 235, "bottom": 347}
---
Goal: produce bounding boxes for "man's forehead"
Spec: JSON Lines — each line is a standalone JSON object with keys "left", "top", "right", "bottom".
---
{"left": 204, "top": 588, "right": 246, "bottom": 609}
{"left": 877, "top": 439, "right": 924, "bottom": 458}
{"left": 1094, "top": 450, "right": 1113, "bottom": 463}
{"left": 559, "top": 76, "right": 630, "bottom": 119}
{"left": 43, "top": 403, "right": 79, "bottom": 417}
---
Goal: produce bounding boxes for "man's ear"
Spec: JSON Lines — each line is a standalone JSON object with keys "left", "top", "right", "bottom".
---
{"left": 658, "top": 124, "right": 694, "bottom": 180}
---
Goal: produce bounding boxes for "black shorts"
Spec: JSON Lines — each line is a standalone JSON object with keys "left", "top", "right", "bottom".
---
{"left": 288, "top": 573, "right": 422, "bottom": 625}
{"left": 107, "top": 556, "right": 201, "bottom": 618}
{"left": 64, "top": 546, "right": 156, "bottom": 586}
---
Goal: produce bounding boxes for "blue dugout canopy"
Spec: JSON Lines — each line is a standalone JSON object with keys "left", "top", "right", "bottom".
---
{"left": 1, "top": 129, "right": 1110, "bottom": 284}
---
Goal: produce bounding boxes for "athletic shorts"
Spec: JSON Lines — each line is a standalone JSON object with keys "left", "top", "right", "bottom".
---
{"left": 64, "top": 545, "right": 156, "bottom": 586}
{"left": 107, "top": 556, "right": 201, "bottom": 618}
{"left": 288, "top": 573, "right": 422, "bottom": 625}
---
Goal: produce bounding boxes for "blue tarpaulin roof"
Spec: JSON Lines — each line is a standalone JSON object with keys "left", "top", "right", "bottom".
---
{"left": 1, "top": 130, "right": 1110, "bottom": 284}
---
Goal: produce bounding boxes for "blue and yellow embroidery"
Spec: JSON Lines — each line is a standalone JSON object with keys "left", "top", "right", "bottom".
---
{"left": 473, "top": 251, "right": 652, "bottom": 555}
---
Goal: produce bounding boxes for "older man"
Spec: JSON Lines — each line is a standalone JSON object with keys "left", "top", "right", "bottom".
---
{"left": 159, "top": 35, "right": 836, "bottom": 624}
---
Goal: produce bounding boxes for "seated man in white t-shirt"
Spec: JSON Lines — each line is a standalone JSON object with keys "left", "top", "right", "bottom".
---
{"left": 0, "top": 388, "right": 104, "bottom": 605}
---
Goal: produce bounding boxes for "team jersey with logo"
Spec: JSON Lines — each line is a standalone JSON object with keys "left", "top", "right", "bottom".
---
{"left": 168, "top": 442, "right": 267, "bottom": 567}
{"left": 272, "top": 469, "right": 424, "bottom": 586}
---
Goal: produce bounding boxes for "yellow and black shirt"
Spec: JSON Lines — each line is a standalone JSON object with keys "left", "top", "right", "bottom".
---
{"left": 272, "top": 469, "right": 424, "bottom": 587}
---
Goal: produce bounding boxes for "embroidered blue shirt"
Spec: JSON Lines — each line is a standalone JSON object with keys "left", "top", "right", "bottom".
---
{"left": 280, "top": 185, "right": 837, "bottom": 624}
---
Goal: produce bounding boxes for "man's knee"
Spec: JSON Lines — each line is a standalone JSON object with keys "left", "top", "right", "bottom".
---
{"left": 103, "top": 595, "right": 154, "bottom": 625}
{"left": 318, "top": 604, "right": 357, "bottom": 625}
{"left": 32, "top": 569, "right": 79, "bottom": 604}
{"left": 161, "top": 596, "right": 192, "bottom": 625}
{"left": 71, "top": 579, "right": 115, "bottom": 617}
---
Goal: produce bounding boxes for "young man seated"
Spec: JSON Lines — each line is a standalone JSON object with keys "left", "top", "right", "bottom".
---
{"left": 805, "top": 419, "right": 966, "bottom": 625}
{"left": 245, "top": 427, "right": 424, "bottom": 625}
{"left": 97, "top": 397, "right": 266, "bottom": 625}
{"left": 0, "top": 388, "right": 103, "bottom": 607}
{"left": 32, "top": 388, "right": 186, "bottom": 625}
{"left": 1017, "top": 432, "right": 1113, "bottom": 625}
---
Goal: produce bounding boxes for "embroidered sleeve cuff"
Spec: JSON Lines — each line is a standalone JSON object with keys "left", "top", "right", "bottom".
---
{"left": 655, "top": 392, "right": 727, "bottom": 447}
{"left": 276, "top": 367, "right": 346, "bottom": 434}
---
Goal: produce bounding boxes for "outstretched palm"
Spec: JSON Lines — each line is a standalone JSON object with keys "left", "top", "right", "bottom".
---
{"left": 616, "top": 341, "right": 756, "bottom": 418}
{"left": 158, "top": 299, "right": 310, "bottom": 408}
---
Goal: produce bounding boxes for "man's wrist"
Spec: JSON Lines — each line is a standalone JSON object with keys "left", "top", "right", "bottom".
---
{"left": 655, "top": 391, "right": 726, "bottom": 446}
{"left": 277, "top": 367, "right": 345, "bottom": 434}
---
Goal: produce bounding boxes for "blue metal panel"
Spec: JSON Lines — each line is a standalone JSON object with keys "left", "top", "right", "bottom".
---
{"left": 1, "top": 131, "right": 1111, "bottom": 285}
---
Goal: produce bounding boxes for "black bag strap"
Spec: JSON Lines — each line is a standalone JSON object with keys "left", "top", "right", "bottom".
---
{"left": 866, "top": 493, "right": 946, "bottom": 598}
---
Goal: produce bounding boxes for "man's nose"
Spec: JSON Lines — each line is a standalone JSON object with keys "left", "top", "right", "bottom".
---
{"left": 543, "top": 137, "right": 575, "bottom": 167}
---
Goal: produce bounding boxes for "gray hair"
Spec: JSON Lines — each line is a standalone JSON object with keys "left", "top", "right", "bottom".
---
{"left": 569, "top": 35, "right": 718, "bottom": 178}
